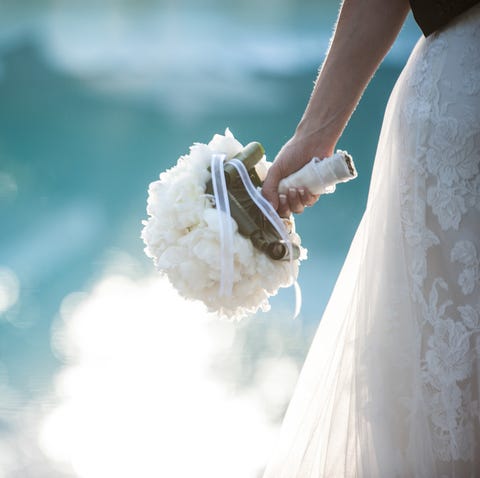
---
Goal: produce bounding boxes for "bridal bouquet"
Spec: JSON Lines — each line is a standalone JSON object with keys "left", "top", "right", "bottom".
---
{"left": 142, "top": 130, "right": 356, "bottom": 320}
{"left": 141, "top": 130, "right": 306, "bottom": 319}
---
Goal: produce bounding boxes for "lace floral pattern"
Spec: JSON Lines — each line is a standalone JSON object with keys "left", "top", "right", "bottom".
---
{"left": 451, "top": 241, "right": 480, "bottom": 295}
{"left": 399, "top": 15, "right": 480, "bottom": 467}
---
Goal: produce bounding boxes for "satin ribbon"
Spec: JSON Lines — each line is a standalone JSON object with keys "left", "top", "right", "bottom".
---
{"left": 210, "top": 153, "right": 234, "bottom": 297}
{"left": 210, "top": 154, "right": 302, "bottom": 318}
{"left": 278, "top": 152, "right": 355, "bottom": 196}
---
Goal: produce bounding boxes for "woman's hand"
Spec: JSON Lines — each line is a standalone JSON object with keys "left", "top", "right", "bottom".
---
{"left": 261, "top": 0, "right": 410, "bottom": 217}
{"left": 262, "top": 134, "right": 333, "bottom": 217}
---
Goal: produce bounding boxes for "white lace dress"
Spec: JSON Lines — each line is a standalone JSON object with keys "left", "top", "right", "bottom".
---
{"left": 262, "top": 5, "right": 480, "bottom": 478}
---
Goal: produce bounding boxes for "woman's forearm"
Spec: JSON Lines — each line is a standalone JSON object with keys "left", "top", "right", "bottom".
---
{"left": 262, "top": 0, "right": 411, "bottom": 212}
{"left": 297, "top": 0, "right": 411, "bottom": 151}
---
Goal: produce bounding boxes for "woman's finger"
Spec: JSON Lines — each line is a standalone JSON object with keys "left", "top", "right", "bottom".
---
{"left": 288, "top": 188, "right": 305, "bottom": 214}
{"left": 278, "top": 194, "right": 291, "bottom": 218}
{"left": 300, "top": 189, "right": 320, "bottom": 207}
{"left": 261, "top": 165, "right": 281, "bottom": 210}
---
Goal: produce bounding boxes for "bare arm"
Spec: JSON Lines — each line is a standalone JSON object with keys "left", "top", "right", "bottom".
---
{"left": 262, "top": 0, "right": 411, "bottom": 215}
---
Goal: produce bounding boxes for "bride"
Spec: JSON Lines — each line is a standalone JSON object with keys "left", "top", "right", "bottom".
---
{"left": 261, "top": 0, "right": 480, "bottom": 476}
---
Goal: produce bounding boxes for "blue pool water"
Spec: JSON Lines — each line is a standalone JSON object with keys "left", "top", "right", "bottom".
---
{"left": 0, "top": 2, "right": 420, "bottom": 476}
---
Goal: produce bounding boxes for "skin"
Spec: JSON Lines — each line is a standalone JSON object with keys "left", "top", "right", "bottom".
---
{"left": 262, "top": 0, "right": 411, "bottom": 217}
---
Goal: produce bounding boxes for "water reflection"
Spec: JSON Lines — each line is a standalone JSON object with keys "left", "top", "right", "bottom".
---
{"left": 0, "top": 267, "right": 19, "bottom": 316}
{"left": 41, "top": 270, "right": 300, "bottom": 477}
{"left": 0, "top": 171, "right": 18, "bottom": 202}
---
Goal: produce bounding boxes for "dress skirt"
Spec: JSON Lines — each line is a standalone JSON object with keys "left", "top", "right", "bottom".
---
{"left": 262, "top": 5, "right": 480, "bottom": 477}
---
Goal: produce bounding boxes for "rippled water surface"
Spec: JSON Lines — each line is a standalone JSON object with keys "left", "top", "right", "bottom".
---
{"left": 0, "top": 2, "right": 419, "bottom": 476}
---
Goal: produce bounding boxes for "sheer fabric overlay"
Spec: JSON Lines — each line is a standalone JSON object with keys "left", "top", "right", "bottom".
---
{"left": 262, "top": 5, "right": 480, "bottom": 478}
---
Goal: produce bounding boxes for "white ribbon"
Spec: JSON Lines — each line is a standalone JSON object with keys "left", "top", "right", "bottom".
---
{"left": 278, "top": 151, "right": 357, "bottom": 195}
{"left": 229, "top": 158, "right": 301, "bottom": 318}
{"left": 229, "top": 158, "right": 293, "bottom": 254}
{"left": 210, "top": 153, "right": 302, "bottom": 318}
{"left": 210, "top": 153, "right": 234, "bottom": 297}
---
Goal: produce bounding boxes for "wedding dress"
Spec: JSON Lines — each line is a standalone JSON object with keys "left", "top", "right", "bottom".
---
{"left": 262, "top": 5, "right": 480, "bottom": 478}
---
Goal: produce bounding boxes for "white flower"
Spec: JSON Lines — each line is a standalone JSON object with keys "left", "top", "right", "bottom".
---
{"left": 427, "top": 183, "right": 467, "bottom": 231}
{"left": 430, "top": 117, "right": 459, "bottom": 153}
{"left": 451, "top": 241, "right": 480, "bottom": 295}
{"left": 404, "top": 221, "right": 439, "bottom": 249}
{"left": 459, "top": 267, "right": 478, "bottom": 295}
{"left": 462, "top": 42, "right": 480, "bottom": 95}
{"left": 427, "top": 385, "right": 462, "bottom": 431}
{"left": 425, "top": 318, "right": 471, "bottom": 384}
{"left": 207, "top": 128, "right": 243, "bottom": 157}
{"left": 426, "top": 122, "right": 478, "bottom": 186}
{"left": 458, "top": 304, "right": 480, "bottom": 330}
{"left": 141, "top": 130, "right": 307, "bottom": 319}
{"left": 466, "top": 174, "right": 480, "bottom": 210}
{"left": 451, "top": 240, "right": 478, "bottom": 266}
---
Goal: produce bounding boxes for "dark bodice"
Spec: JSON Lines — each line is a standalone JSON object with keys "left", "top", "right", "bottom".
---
{"left": 409, "top": 0, "right": 480, "bottom": 35}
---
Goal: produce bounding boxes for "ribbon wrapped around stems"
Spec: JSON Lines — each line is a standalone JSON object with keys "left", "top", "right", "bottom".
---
{"left": 210, "top": 152, "right": 302, "bottom": 318}
{"left": 278, "top": 151, "right": 357, "bottom": 195}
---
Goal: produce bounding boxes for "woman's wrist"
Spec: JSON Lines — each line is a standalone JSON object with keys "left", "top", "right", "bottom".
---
{"left": 295, "top": 104, "right": 348, "bottom": 153}
{"left": 292, "top": 122, "right": 336, "bottom": 159}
